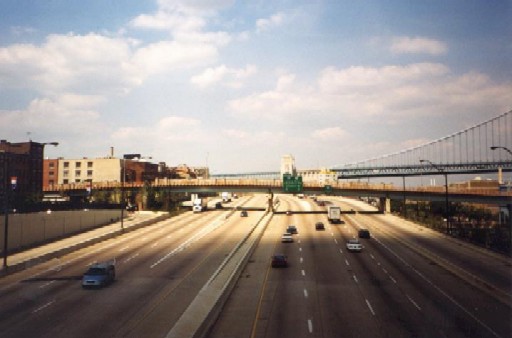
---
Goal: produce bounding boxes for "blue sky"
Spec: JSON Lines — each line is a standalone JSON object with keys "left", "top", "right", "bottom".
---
{"left": 0, "top": 0, "right": 510, "bottom": 174}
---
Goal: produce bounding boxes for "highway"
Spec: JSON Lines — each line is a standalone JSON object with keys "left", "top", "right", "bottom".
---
{"left": 0, "top": 195, "right": 267, "bottom": 338}
{"left": 209, "top": 195, "right": 512, "bottom": 338}
{"left": 0, "top": 194, "right": 510, "bottom": 338}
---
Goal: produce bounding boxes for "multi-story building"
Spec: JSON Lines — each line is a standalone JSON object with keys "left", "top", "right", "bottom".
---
{"left": 1, "top": 140, "right": 54, "bottom": 205}
{"left": 43, "top": 157, "right": 160, "bottom": 186}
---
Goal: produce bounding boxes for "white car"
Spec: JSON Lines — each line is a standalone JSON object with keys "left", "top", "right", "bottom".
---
{"left": 281, "top": 233, "right": 294, "bottom": 243}
{"left": 346, "top": 239, "right": 362, "bottom": 252}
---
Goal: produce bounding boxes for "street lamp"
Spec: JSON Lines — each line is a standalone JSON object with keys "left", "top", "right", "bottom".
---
{"left": 420, "top": 159, "right": 450, "bottom": 235}
{"left": 490, "top": 146, "right": 512, "bottom": 156}
{"left": 490, "top": 146, "right": 512, "bottom": 251}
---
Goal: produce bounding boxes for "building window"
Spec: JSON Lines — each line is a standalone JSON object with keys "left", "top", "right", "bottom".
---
{"left": 63, "top": 179, "right": 69, "bottom": 184}
{"left": 49, "top": 162, "right": 55, "bottom": 168}
{"left": 49, "top": 171, "right": 54, "bottom": 177}
{"left": 87, "top": 170, "right": 93, "bottom": 177}
{"left": 75, "top": 162, "right": 81, "bottom": 168}
{"left": 49, "top": 180, "right": 54, "bottom": 185}
{"left": 87, "top": 162, "right": 93, "bottom": 168}
{"left": 63, "top": 170, "right": 69, "bottom": 177}
{"left": 75, "top": 179, "right": 81, "bottom": 183}
{"left": 63, "top": 162, "right": 69, "bottom": 168}
{"left": 75, "top": 170, "right": 81, "bottom": 176}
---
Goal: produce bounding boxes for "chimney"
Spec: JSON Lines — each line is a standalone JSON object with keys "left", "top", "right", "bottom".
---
{"left": 110, "top": 146, "right": 114, "bottom": 158}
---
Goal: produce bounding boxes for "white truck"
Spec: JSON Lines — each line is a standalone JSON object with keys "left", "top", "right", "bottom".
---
{"left": 327, "top": 206, "right": 341, "bottom": 224}
{"left": 221, "top": 192, "right": 232, "bottom": 203}
{"left": 193, "top": 198, "right": 207, "bottom": 212}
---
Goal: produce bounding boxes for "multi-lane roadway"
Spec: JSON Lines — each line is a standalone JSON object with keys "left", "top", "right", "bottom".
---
{"left": 0, "top": 194, "right": 510, "bottom": 338}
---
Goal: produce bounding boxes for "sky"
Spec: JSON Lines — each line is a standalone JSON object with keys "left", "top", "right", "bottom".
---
{"left": 0, "top": 0, "right": 511, "bottom": 175}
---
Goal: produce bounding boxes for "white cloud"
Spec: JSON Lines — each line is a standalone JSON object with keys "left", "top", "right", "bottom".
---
{"left": 312, "top": 127, "right": 348, "bottom": 141}
{"left": 229, "top": 63, "right": 512, "bottom": 125}
{"left": 256, "top": 12, "right": 286, "bottom": 33}
{"left": 390, "top": 36, "right": 447, "bottom": 55}
{"left": 191, "top": 64, "right": 256, "bottom": 88}
{"left": 0, "top": 94, "right": 105, "bottom": 140}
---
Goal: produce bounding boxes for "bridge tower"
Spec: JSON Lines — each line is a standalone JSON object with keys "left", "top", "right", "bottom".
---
{"left": 280, "top": 154, "right": 296, "bottom": 177}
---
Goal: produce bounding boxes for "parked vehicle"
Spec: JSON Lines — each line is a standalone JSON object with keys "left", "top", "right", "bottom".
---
{"left": 240, "top": 210, "right": 248, "bottom": 217}
{"left": 327, "top": 206, "right": 341, "bottom": 224}
{"left": 82, "top": 261, "right": 116, "bottom": 288}
{"left": 315, "top": 222, "right": 325, "bottom": 230}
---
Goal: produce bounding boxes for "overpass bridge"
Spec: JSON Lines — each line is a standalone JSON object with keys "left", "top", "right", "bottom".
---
{"left": 45, "top": 178, "right": 512, "bottom": 206}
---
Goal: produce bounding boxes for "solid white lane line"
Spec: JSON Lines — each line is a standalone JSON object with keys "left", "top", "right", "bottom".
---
{"left": 407, "top": 294, "right": 422, "bottom": 311}
{"left": 365, "top": 299, "right": 376, "bottom": 316}
{"left": 308, "top": 319, "right": 313, "bottom": 333}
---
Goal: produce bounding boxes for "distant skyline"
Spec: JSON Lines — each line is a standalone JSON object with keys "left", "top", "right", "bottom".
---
{"left": 1, "top": 0, "right": 510, "bottom": 174}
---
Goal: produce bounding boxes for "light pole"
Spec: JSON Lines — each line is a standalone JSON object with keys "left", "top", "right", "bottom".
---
{"left": 121, "top": 158, "right": 125, "bottom": 231}
{"left": 420, "top": 159, "right": 450, "bottom": 234}
{"left": 490, "top": 146, "right": 512, "bottom": 251}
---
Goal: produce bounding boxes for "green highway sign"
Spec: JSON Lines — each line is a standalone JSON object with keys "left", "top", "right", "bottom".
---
{"left": 282, "top": 174, "right": 303, "bottom": 193}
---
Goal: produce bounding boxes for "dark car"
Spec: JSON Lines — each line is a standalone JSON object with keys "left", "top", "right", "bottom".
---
{"left": 358, "top": 229, "right": 371, "bottom": 239}
{"left": 215, "top": 202, "right": 223, "bottom": 209}
{"left": 315, "top": 222, "right": 325, "bottom": 230}
{"left": 82, "top": 262, "right": 116, "bottom": 288}
{"left": 271, "top": 254, "right": 288, "bottom": 268}
{"left": 286, "top": 225, "right": 298, "bottom": 234}
{"left": 240, "top": 210, "right": 248, "bottom": 217}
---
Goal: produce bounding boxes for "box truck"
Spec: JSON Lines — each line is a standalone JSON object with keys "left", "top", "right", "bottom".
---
{"left": 193, "top": 198, "right": 207, "bottom": 212}
{"left": 327, "top": 206, "right": 341, "bottom": 224}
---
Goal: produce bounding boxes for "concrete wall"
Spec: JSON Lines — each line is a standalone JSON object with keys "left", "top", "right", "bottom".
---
{"left": 0, "top": 209, "right": 121, "bottom": 252}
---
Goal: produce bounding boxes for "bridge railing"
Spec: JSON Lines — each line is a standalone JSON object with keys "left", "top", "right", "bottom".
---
{"left": 43, "top": 179, "right": 512, "bottom": 197}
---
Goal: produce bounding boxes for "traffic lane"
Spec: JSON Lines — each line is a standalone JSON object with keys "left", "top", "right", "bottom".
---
{"left": 338, "top": 198, "right": 512, "bottom": 299}
{"left": 346, "top": 214, "right": 511, "bottom": 338}
{"left": 255, "top": 214, "right": 313, "bottom": 338}
{"left": 0, "top": 214, "right": 202, "bottom": 336}
{"left": 324, "top": 219, "right": 433, "bottom": 338}
{"left": 120, "top": 210, "right": 264, "bottom": 338}
{"left": 207, "top": 211, "right": 286, "bottom": 338}
{"left": 300, "top": 214, "right": 383, "bottom": 338}
{"left": 0, "top": 210, "right": 244, "bottom": 337}
{"left": 372, "top": 214, "right": 512, "bottom": 294}
{"left": 0, "top": 211, "right": 217, "bottom": 337}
